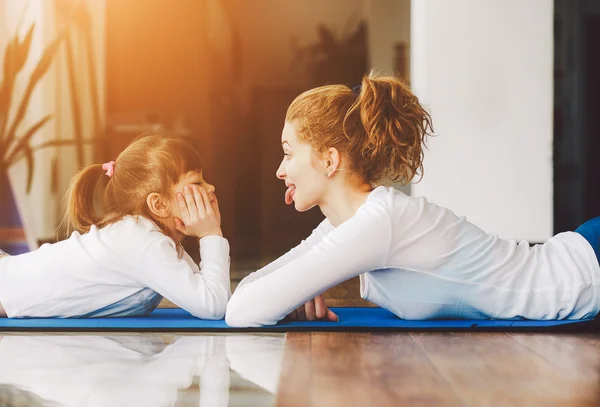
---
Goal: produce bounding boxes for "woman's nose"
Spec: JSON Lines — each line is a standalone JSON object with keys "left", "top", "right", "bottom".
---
{"left": 276, "top": 161, "right": 286, "bottom": 179}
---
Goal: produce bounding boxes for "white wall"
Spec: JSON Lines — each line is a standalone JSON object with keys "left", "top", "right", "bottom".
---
{"left": 410, "top": 0, "right": 554, "bottom": 241}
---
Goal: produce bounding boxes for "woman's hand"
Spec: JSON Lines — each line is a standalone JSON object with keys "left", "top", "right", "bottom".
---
{"left": 285, "top": 295, "right": 339, "bottom": 322}
{"left": 174, "top": 185, "right": 223, "bottom": 239}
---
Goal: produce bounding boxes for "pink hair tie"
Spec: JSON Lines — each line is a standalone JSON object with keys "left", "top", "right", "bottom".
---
{"left": 102, "top": 161, "right": 115, "bottom": 178}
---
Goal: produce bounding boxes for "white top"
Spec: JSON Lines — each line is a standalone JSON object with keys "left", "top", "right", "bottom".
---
{"left": 226, "top": 186, "right": 600, "bottom": 327}
{"left": 0, "top": 216, "right": 230, "bottom": 319}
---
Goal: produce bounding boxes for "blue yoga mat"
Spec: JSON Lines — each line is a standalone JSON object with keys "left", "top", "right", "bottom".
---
{"left": 0, "top": 307, "right": 596, "bottom": 331}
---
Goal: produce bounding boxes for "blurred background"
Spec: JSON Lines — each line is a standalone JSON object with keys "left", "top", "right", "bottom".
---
{"left": 0, "top": 0, "right": 597, "bottom": 292}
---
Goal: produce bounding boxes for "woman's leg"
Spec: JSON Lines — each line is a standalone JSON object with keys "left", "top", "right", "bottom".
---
{"left": 574, "top": 217, "right": 600, "bottom": 261}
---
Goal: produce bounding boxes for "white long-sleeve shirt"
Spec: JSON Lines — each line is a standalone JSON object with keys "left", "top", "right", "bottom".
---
{"left": 0, "top": 216, "right": 230, "bottom": 319}
{"left": 226, "top": 186, "right": 600, "bottom": 327}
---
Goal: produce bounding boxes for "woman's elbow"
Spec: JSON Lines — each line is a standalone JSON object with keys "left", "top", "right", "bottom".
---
{"left": 225, "top": 299, "right": 258, "bottom": 327}
{"left": 224, "top": 302, "right": 245, "bottom": 327}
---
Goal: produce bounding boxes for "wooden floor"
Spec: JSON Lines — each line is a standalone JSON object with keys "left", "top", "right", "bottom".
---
{"left": 277, "top": 331, "right": 600, "bottom": 407}
{"left": 1, "top": 330, "right": 600, "bottom": 406}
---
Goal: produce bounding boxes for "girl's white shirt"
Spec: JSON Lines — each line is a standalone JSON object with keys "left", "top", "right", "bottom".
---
{"left": 0, "top": 216, "right": 230, "bottom": 319}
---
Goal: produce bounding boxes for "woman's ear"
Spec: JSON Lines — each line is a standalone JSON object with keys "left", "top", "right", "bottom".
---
{"left": 324, "top": 147, "right": 341, "bottom": 177}
{"left": 146, "top": 192, "right": 171, "bottom": 218}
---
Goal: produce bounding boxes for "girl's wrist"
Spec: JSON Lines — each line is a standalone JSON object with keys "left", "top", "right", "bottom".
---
{"left": 198, "top": 230, "right": 223, "bottom": 239}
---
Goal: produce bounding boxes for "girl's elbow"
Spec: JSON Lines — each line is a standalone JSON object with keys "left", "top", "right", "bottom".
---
{"left": 191, "top": 296, "right": 228, "bottom": 320}
{"left": 204, "top": 286, "right": 230, "bottom": 320}
{"left": 192, "top": 305, "right": 225, "bottom": 320}
{"left": 209, "top": 298, "right": 228, "bottom": 320}
{"left": 209, "top": 308, "right": 226, "bottom": 320}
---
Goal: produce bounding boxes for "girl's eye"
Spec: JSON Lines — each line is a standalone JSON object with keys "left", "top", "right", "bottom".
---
{"left": 283, "top": 153, "right": 291, "bottom": 159}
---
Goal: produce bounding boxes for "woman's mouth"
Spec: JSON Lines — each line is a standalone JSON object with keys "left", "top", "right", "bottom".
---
{"left": 285, "top": 185, "right": 296, "bottom": 205}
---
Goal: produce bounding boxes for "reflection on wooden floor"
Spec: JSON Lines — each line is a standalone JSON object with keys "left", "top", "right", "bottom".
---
{"left": 1, "top": 330, "right": 600, "bottom": 406}
{"left": 278, "top": 332, "right": 600, "bottom": 407}
{"left": 0, "top": 333, "right": 281, "bottom": 407}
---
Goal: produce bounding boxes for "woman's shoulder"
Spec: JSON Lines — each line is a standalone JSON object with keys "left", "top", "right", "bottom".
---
{"left": 367, "top": 185, "right": 449, "bottom": 211}
{"left": 361, "top": 185, "right": 454, "bottom": 229}
{"left": 344, "top": 186, "right": 398, "bottom": 230}
{"left": 361, "top": 185, "right": 410, "bottom": 213}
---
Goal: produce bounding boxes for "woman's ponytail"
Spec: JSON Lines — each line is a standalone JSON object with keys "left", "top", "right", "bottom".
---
{"left": 347, "top": 73, "right": 434, "bottom": 184}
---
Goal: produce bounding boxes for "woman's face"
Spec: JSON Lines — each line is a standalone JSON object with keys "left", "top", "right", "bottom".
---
{"left": 276, "top": 122, "right": 327, "bottom": 212}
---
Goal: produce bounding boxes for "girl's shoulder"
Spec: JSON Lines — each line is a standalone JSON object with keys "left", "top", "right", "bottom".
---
{"left": 106, "top": 215, "right": 160, "bottom": 232}
{"left": 100, "top": 215, "right": 165, "bottom": 244}
{"left": 97, "top": 215, "right": 180, "bottom": 261}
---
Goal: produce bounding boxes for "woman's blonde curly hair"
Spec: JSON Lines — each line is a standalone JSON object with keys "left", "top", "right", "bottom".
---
{"left": 286, "top": 72, "right": 434, "bottom": 185}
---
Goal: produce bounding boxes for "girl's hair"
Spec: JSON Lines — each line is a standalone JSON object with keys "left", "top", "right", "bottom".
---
{"left": 285, "top": 71, "right": 434, "bottom": 185}
{"left": 59, "top": 132, "right": 203, "bottom": 238}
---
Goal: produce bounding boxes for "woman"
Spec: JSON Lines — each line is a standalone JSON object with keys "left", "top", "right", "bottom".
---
{"left": 225, "top": 73, "right": 600, "bottom": 327}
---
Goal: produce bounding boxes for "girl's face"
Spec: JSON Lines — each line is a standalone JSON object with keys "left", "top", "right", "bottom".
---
{"left": 276, "top": 122, "right": 328, "bottom": 212}
{"left": 169, "top": 171, "right": 216, "bottom": 240}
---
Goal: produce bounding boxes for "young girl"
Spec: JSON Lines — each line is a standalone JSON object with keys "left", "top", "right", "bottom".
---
{"left": 225, "top": 73, "right": 600, "bottom": 327}
{"left": 0, "top": 133, "right": 230, "bottom": 319}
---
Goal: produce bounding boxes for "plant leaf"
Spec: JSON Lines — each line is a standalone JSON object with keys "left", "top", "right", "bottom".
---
{"left": 33, "top": 138, "right": 97, "bottom": 150}
{"left": 64, "top": 30, "right": 84, "bottom": 167}
{"left": 15, "top": 24, "right": 35, "bottom": 74}
{"left": 2, "top": 37, "right": 19, "bottom": 82}
{"left": 9, "top": 138, "right": 97, "bottom": 162}
{"left": 50, "top": 155, "right": 58, "bottom": 195}
{"left": 5, "top": 114, "right": 52, "bottom": 166}
{"left": 0, "top": 36, "right": 22, "bottom": 145}
{"left": 22, "top": 143, "right": 34, "bottom": 194}
{"left": 3, "top": 31, "right": 64, "bottom": 150}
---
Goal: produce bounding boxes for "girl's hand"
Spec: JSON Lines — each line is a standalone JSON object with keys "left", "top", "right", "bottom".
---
{"left": 210, "top": 194, "right": 221, "bottom": 226}
{"left": 174, "top": 185, "right": 223, "bottom": 239}
{"left": 285, "top": 295, "right": 339, "bottom": 322}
